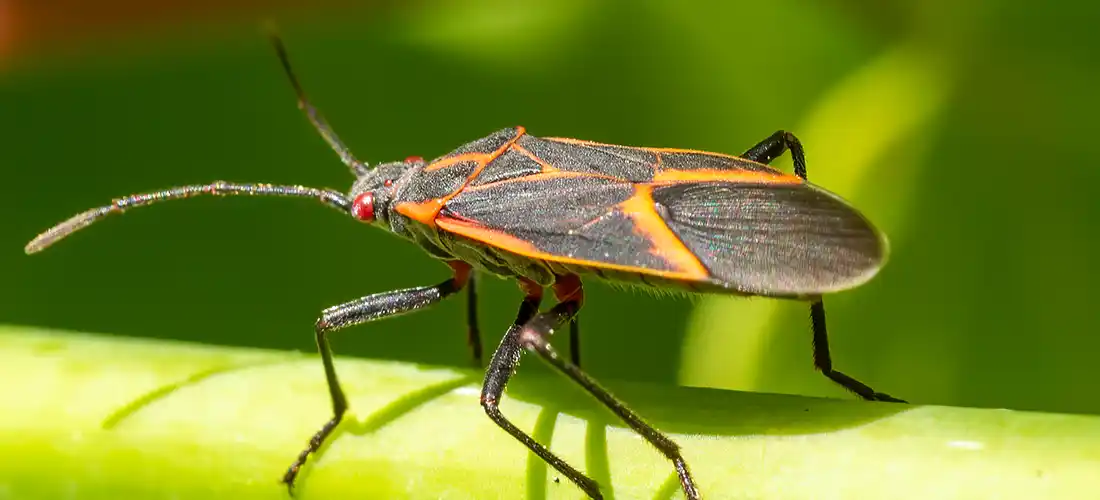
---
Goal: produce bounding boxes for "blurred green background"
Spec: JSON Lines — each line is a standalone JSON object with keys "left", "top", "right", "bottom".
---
{"left": 2, "top": 0, "right": 1098, "bottom": 416}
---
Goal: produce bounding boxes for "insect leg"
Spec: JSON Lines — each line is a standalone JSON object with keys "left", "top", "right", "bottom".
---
{"left": 738, "top": 129, "right": 790, "bottom": 165}
{"left": 809, "top": 301, "right": 905, "bottom": 402}
{"left": 282, "top": 262, "right": 472, "bottom": 491}
{"left": 529, "top": 279, "right": 698, "bottom": 499}
{"left": 482, "top": 277, "right": 698, "bottom": 499}
{"left": 481, "top": 281, "right": 604, "bottom": 498}
{"left": 466, "top": 273, "right": 483, "bottom": 366}
{"left": 558, "top": 276, "right": 581, "bottom": 367}
{"left": 743, "top": 131, "right": 904, "bottom": 403}
{"left": 569, "top": 316, "right": 581, "bottom": 367}
{"left": 268, "top": 31, "right": 370, "bottom": 177}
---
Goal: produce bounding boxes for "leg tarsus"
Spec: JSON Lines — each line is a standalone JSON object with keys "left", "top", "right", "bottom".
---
{"left": 809, "top": 300, "right": 906, "bottom": 403}
{"left": 481, "top": 394, "right": 602, "bottom": 498}
{"left": 282, "top": 412, "right": 344, "bottom": 493}
{"left": 823, "top": 370, "right": 906, "bottom": 403}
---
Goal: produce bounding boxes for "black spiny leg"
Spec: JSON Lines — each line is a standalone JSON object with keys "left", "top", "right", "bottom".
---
{"left": 482, "top": 279, "right": 601, "bottom": 497}
{"left": 569, "top": 317, "right": 581, "bottom": 367}
{"left": 481, "top": 276, "right": 699, "bottom": 500}
{"left": 466, "top": 272, "right": 483, "bottom": 366}
{"left": 554, "top": 275, "right": 581, "bottom": 368}
{"left": 740, "top": 131, "right": 904, "bottom": 403}
{"left": 282, "top": 262, "right": 473, "bottom": 492}
{"left": 809, "top": 301, "right": 903, "bottom": 402}
{"left": 739, "top": 129, "right": 791, "bottom": 166}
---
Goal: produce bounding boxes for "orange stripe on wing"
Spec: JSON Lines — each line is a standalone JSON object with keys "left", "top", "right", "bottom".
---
{"left": 396, "top": 127, "right": 526, "bottom": 225}
{"left": 542, "top": 136, "right": 621, "bottom": 147}
{"left": 465, "top": 126, "right": 526, "bottom": 184}
{"left": 651, "top": 168, "right": 801, "bottom": 184}
{"left": 512, "top": 143, "right": 560, "bottom": 173}
{"left": 395, "top": 198, "right": 446, "bottom": 225}
{"left": 642, "top": 145, "right": 743, "bottom": 159}
{"left": 544, "top": 136, "right": 759, "bottom": 162}
{"left": 435, "top": 216, "right": 710, "bottom": 282}
{"left": 423, "top": 152, "right": 489, "bottom": 172}
{"left": 618, "top": 186, "right": 710, "bottom": 280}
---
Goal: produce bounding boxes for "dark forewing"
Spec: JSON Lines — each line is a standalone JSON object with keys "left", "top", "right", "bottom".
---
{"left": 435, "top": 132, "right": 883, "bottom": 295}
{"left": 516, "top": 135, "right": 656, "bottom": 180}
{"left": 471, "top": 133, "right": 796, "bottom": 187}
{"left": 650, "top": 182, "right": 886, "bottom": 296}
{"left": 441, "top": 174, "right": 703, "bottom": 278}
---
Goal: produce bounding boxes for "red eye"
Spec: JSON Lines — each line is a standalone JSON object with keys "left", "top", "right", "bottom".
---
{"left": 351, "top": 192, "right": 375, "bottom": 222}
{"left": 383, "top": 179, "right": 394, "bottom": 188}
{"left": 405, "top": 156, "right": 423, "bottom": 163}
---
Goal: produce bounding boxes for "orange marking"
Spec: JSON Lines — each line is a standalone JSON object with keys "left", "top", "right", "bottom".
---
{"left": 517, "top": 278, "right": 544, "bottom": 299}
{"left": 543, "top": 136, "right": 616, "bottom": 147}
{"left": 618, "top": 186, "right": 710, "bottom": 280}
{"left": 436, "top": 216, "right": 710, "bottom": 282}
{"left": 641, "top": 145, "right": 743, "bottom": 159}
{"left": 447, "top": 260, "right": 473, "bottom": 288}
{"left": 395, "top": 199, "right": 446, "bottom": 225}
{"left": 651, "top": 169, "right": 801, "bottom": 184}
{"left": 552, "top": 274, "right": 584, "bottom": 305}
{"left": 511, "top": 143, "right": 560, "bottom": 173}
{"left": 424, "top": 152, "right": 488, "bottom": 172}
{"left": 396, "top": 127, "right": 526, "bottom": 226}
{"left": 545, "top": 136, "right": 774, "bottom": 167}
{"left": 460, "top": 126, "right": 526, "bottom": 187}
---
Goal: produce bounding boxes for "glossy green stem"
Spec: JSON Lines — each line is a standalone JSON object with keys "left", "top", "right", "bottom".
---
{"left": 1, "top": 325, "right": 1097, "bottom": 500}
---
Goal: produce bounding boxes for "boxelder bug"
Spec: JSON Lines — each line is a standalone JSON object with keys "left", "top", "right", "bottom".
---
{"left": 24, "top": 34, "right": 903, "bottom": 499}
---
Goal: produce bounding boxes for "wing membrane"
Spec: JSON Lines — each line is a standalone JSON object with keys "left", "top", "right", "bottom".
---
{"left": 651, "top": 182, "right": 886, "bottom": 295}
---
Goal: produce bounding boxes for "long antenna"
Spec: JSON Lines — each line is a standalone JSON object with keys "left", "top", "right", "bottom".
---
{"left": 25, "top": 30, "right": 374, "bottom": 255}
{"left": 268, "top": 28, "right": 370, "bottom": 177}
{"left": 25, "top": 182, "right": 352, "bottom": 254}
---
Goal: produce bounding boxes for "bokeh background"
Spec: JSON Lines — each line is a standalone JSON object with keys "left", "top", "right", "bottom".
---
{"left": 2, "top": 0, "right": 1098, "bottom": 416}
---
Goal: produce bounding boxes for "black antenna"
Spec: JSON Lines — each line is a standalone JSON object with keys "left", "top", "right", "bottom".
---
{"left": 25, "top": 183, "right": 351, "bottom": 254}
{"left": 24, "top": 31, "right": 375, "bottom": 255}
{"left": 268, "top": 28, "right": 370, "bottom": 177}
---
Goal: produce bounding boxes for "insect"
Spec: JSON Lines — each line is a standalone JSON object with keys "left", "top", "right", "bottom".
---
{"left": 24, "top": 34, "right": 904, "bottom": 499}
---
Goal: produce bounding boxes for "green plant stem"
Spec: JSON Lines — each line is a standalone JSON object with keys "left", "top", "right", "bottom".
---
{"left": 1, "top": 325, "right": 1098, "bottom": 500}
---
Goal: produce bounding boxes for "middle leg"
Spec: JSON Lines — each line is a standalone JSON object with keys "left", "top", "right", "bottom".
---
{"left": 480, "top": 275, "right": 698, "bottom": 500}
{"left": 465, "top": 272, "right": 482, "bottom": 366}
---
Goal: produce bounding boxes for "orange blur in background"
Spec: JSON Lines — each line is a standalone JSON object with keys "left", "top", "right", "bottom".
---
{"left": 0, "top": 0, "right": 358, "bottom": 64}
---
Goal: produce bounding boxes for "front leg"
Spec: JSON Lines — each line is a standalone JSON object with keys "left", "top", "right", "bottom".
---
{"left": 282, "top": 261, "right": 472, "bottom": 491}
